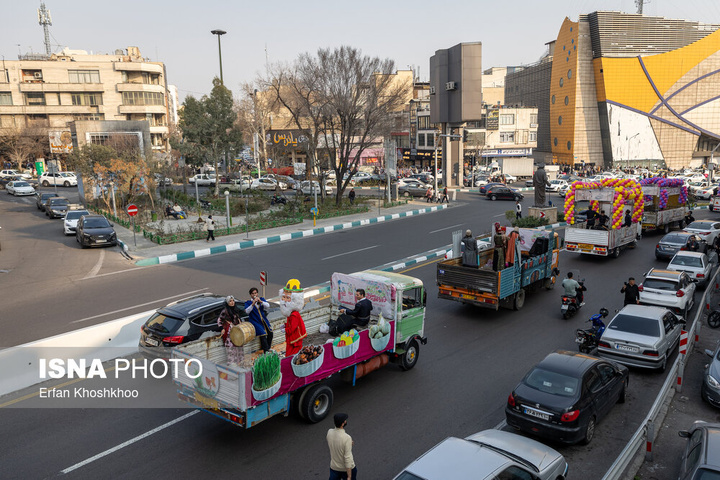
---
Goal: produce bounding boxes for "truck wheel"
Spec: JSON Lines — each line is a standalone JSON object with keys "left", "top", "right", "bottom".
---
{"left": 300, "top": 384, "right": 333, "bottom": 423}
{"left": 513, "top": 289, "right": 526, "bottom": 310}
{"left": 664, "top": 224, "right": 670, "bottom": 234}
{"left": 611, "top": 247, "right": 621, "bottom": 258}
{"left": 544, "top": 276, "right": 556, "bottom": 290}
{"left": 400, "top": 339, "right": 420, "bottom": 371}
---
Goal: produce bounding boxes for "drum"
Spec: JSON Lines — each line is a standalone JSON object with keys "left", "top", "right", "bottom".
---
{"left": 230, "top": 322, "right": 256, "bottom": 346}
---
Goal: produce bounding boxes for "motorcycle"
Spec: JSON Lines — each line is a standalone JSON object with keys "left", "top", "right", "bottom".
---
{"left": 561, "top": 279, "right": 586, "bottom": 319}
{"left": 575, "top": 308, "right": 608, "bottom": 353}
{"left": 199, "top": 199, "right": 212, "bottom": 210}
{"left": 271, "top": 194, "right": 287, "bottom": 206}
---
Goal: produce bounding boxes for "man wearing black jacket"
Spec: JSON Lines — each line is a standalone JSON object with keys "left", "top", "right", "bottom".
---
{"left": 621, "top": 277, "right": 640, "bottom": 306}
{"left": 339, "top": 289, "right": 373, "bottom": 328}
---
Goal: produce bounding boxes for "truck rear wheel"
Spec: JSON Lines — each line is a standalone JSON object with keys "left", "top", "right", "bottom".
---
{"left": 300, "top": 384, "right": 333, "bottom": 423}
{"left": 513, "top": 289, "right": 526, "bottom": 310}
{"left": 611, "top": 247, "right": 621, "bottom": 258}
{"left": 400, "top": 339, "right": 419, "bottom": 371}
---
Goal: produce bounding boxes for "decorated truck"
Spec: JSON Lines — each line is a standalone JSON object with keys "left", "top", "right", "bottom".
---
{"left": 436, "top": 227, "right": 560, "bottom": 310}
{"left": 171, "top": 271, "right": 426, "bottom": 428}
{"left": 639, "top": 177, "right": 689, "bottom": 233}
{"left": 563, "top": 178, "right": 643, "bottom": 257}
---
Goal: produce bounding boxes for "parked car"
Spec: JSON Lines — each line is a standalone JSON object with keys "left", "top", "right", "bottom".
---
{"left": 597, "top": 304, "right": 684, "bottom": 371}
{"left": 502, "top": 173, "right": 518, "bottom": 183}
{"left": 684, "top": 221, "right": 720, "bottom": 247}
{"left": 655, "top": 232, "right": 708, "bottom": 260}
{"left": 39, "top": 172, "right": 77, "bottom": 187}
{"left": 153, "top": 173, "right": 173, "bottom": 186}
{"left": 638, "top": 268, "right": 696, "bottom": 318}
{"left": 666, "top": 251, "right": 714, "bottom": 288}
{"left": 188, "top": 174, "right": 217, "bottom": 186}
{"left": 75, "top": 214, "right": 117, "bottom": 248}
{"left": 559, "top": 184, "right": 571, "bottom": 198}
{"left": 44, "top": 197, "right": 70, "bottom": 218}
{"left": 5, "top": 180, "right": 35, "bottom": 196}
{"left": 702, "top": 341, "right": 720, "bottom": 408}
{"left": 299, "top": 180, "right": 332, "bottom": 195}
{"left": 391, "top": 429, "right": 568, "bottom": 480}
{"left": 410, "top": 173, "right": 434, "bottom": 184}
{"left": 36, "top": 192, "right": 59, "bottom": 211}
{"left": 0, "top": 174, "right": 26, "bottom": 188}
{"left": 138, "top": 294, "right": 241, "bottom": 358}
{"left": 222, "top": 177, "right": 252, "bottom": 192}
{"left": 250, "top": 177, "right": 287, "bottom": 191}
{"left": 486, "top": 185, "right": 523, "bottom": 201}
{"left": 63, "top": 209, "right": 90, "bottom": 235}
{"left": 505, "top": 350, "right": 628, "bottom": 445}
{"left": 677, "top": 421, "right": 720, "bottom": 480}
{"left": 0, "top": 169, "right": 32, "bottom": 180}
{"left": 398, "top": 180, "right": 430, "bottom": 197}
{"left": 548, "top": 179, "right": 568, "bottom": 192}
{"left": 695, "top": 185, "right": 719, "bottom": 200}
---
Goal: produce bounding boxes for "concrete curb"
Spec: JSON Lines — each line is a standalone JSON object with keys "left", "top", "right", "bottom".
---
{"left": 135, "top": 204, "right": 449, "bottom": 266}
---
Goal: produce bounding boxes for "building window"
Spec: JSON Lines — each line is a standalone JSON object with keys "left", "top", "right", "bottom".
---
{"left": 559, "top": 78, "right": 564, "bottom": 87}
{"left": 565, "top": 96, "right": 569, "bottom": 106}
{"left": 500, "top": 114, "right": 515, "bottom": 125}
{"left": 567, "top": 141, "right": 572, "bottom": 150}
{"left": 529, "top": 132, "right": 537, "bottom": 142}
{"left": 554, "top": 137, "right": 558, "bottom": 147}
{"left": 427, "top": 133, "right": 434, "bottom": 147}
{"left": 558, "top": 116, "right": 562, "bottom": 125}
{"left": 530, "top": 113, "right": 538, "bottom": 124}
{"left": 567, "top": 69, "right": 572, "bottom": 79}
{"left": 71, "top": 93, "right": 103, "bottom": 106}
{"left": 89, "top": 134, "right": 110, "bottom": 145}
{"left": 0, "top": 69, "right": 8, "bottom": 83}
{"left": 121, "top": 91, "right": 164, "bottom": 106}
{"left": 0, "top": 92, "right": 12, "bottom": 105}
{"left": 68, "top": 70, "right": 100, "bottom": 83}
{"left": 499, "top": 132, "right": 515, "bottom": 143}
{"left": 24, "top": 93, "right": 46, "bottom": 105}
{"left": 72, "top": 113, "right": 104, "bottom": 121}
{"left": 418, "top": 116, "right": 430, "bottom": 129}
{"left": 551, "top": 95, "right": 556, "bottom": 104}
{"left": 418, "top": 134, "right": 425, "bottom": 147}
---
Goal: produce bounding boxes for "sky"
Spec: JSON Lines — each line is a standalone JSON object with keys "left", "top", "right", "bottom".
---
{"left": 3, "top": 0, "right": 720, "bottom": 102}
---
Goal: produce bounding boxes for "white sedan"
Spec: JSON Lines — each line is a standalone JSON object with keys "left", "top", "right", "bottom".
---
{"left": 666, "top": 251, "right": 714, "bottom": 288}
{"left": 684, "top": 220, "right": 720, "bottom": 247}
{"left": 63, "top": 209, "right": 90, "bottom": 235}
{"left": 250, "top": 178, "right": 287, "bottom": 191}
{"left": 502, "top": 173, "right": 517, "bottom": 183}
{"left": 299, "top": 180, "right": 332, "bottom": 195}
{"left": 695, "top": 185, "right": 718, "bottom": 200}
{"left": 639, "top": 268, "right": 696, "bottom": 319}
{"left": 547, "top": 179, "right": 568, "bottom": 192}
{"left": 6, "top": 180, "right": 36, "bottom": 196}
{"left": 1, "top": 169, "right": 32, "bottom": 180}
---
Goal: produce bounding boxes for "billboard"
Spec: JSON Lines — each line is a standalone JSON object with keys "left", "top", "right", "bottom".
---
{"left": 49, "top": 131, "right": 73, "bottom": 154}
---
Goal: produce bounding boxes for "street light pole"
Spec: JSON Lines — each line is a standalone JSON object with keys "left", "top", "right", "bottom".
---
{"left": 210, "top": 29, "right": 226, "bottom": 84}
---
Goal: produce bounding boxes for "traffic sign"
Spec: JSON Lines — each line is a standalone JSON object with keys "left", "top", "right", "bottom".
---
{"left": 127, "top": 204, "right": 138, "bottom": 217}
{"left": 260, "top": 271, "right": 267, "bottom": 286}
{"left": 679, "top": 330, "right": 688, "bottom": 355}
{"left": 539, "top": 211, "right": 546, "bottom": 218}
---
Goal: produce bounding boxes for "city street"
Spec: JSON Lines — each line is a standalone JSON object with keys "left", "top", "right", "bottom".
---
{"left": 0, "top": 189, "right": 716, "bottom": 479}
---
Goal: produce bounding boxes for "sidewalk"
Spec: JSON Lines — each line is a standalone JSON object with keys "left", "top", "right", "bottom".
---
{"left": 114, "top": 199, "right": 452, "bottom": 266}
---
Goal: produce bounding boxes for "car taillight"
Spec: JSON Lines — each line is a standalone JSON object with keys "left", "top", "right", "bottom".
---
{"left": 676, "top": 290, "right": 685, "bottom": 297}
{"left": 698, "top": 273, "right": 705, "bottom": 278}
{"left": 507, "top": 394, "right": 516, "bottom": 407}
{"left": 561, "top": 410, "right": 580, "bottom": 422}
{"left": 598, "top": 340, "right": 611, "bottom": 348}
{"left": 638, "top": 284, "right": 644, "bottom": 292}
{"left": 655, "top": 244, "right": 660, "bottom": 249}
{"left": 643, "top": 350, "right": 659, "bottom": 357}
{"left": 162, "top": 336, "right": 185, "bottom": 344}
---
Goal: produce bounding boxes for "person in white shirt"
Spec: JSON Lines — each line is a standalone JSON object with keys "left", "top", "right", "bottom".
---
{"left": 327, "top": 413, "right": 356, "bottom": 480}
{"left": 205, "top": 215, "right": 215, "bottom": 241}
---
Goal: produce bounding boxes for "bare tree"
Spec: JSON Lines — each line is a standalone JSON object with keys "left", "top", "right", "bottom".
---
{"left": 264, "top": 46, "right": 409, "bottom": 205}
{"left": 237, "top": 82, "right": 274, "bottom": 175}
{"left": 0, "top": 126, "right": 47, "bottom": 168}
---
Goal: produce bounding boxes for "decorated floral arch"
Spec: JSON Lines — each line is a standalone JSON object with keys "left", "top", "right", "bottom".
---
{"left": 563, "top": 178, "right": 644, "bottom": 228}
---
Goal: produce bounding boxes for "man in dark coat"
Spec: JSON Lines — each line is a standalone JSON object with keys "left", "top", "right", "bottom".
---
{"left": 339, "top": 289, "right": 373, "bottom": 328}
{"left": 461, "top": 230, "right": 479, "bottom": 267}
{"left": 624, "top": 209, "right": 632, "bottom": 227}
{"left": 621, "top": 277, "right": 640, "bottom": 306}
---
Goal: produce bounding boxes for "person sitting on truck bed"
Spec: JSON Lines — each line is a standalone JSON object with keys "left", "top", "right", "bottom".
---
{"left": 623, "top": 209, "right": 632, "bottom": 227}
{"left": 582, "top": 209, "right": 598, "bottom": 229}
{"left": 596, "top": 211, "right": 609, "bottom": 230}
{"left": 339, "top": 289, "right": 373, "bottom": 328}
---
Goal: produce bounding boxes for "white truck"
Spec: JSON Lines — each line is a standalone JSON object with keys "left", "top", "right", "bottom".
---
{"left": 641, "top": 184, "right": 688, "bottom": 233}
{"left": 486, "top": 158, "right": 534, "bottom": 180}
{"left": 171, "top": 271, "right": 427, "bottom": 428}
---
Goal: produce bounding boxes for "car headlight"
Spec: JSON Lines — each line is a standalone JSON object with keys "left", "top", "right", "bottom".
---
{"left": 708, "top": 374, "right": 720, "bottom": 389}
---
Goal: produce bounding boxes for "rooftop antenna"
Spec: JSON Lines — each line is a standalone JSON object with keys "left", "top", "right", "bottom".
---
{"left": 635, "top": 0, "right": 649, "bottom": 15}
{"left": 37, "top": 2, "right": 53, "bottom": 55}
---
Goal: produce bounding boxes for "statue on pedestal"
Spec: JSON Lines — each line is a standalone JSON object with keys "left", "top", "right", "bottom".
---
{"left": 533, "top": 164, "right": 551, "bottom": 207}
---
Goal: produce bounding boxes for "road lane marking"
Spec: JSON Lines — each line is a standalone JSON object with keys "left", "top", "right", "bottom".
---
{"left": 83, "top": 248, "right": 105, "bottom": 279}
{"left": 70, "top": 288, "right": 208, "bottom": 324}
{"left": 494, "top": 419, "right": 507, "bottom": 430}
{"left": 80, "top": 265, "right": 150, "bottom": 280}
{"left": 429, "top": 224, "right": 463, "bottom": 234}
{"left": 492, "top": 213, "right": 505, "bottom": 217}
{"left": 60, "top": 411, "right": 198, "bottom": 475}
{"left": 321, "top": 245, "right": 378, "bottom": 260}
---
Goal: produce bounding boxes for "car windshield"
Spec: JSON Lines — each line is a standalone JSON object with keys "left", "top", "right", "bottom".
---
{"left": 49, "top": 199, "right": 68, "bottom": 206}
{"left": 670, "top": 256, "right": 703, "bottom": 268}
{"left": 693, "top": 467, "right": 720, "bottom": 480}
{"left": 14, "top": 182, "right": 29, "bottom": 187}
{"left": 608, "top": 314, "right": 661, "bottom": 336}
{"left": 145, "top": 313, "right": 184, "bottom": 334}
{"left": 523, "top": 367, "right": 579, "bottom": 397}
{"left": 643, "top": 278, "right": 680, "bottom": 291}
{"left": 83, "top": 218, "right": 111, "bottom": 228}
{"left": 661, "top": 234, "right": 688, "bottom": 244}
{"left": 65, "top": 211, "right": 89, "bottom": 220}
{"left": 687, "top": 222, "right": 714, "bottom": 230}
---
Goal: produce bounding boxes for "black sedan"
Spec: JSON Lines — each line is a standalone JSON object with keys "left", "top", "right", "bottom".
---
{"left": 44, "top": 197, "right": 70, "bottom": 218}
{"left": 486, "top": 185, "right": 523, "bottom": 201}
{"left": 479, "top": 182, "right": 505, "bottom": 195}
{"left": 655, "top": 232, "right": 707, "bottom": 260}
{"left": 36, "top": 192, "right": 59, "bottom": 211}
{"left": 505, "top": 350, "right": 628, "bottom": 445}
{"left": 75, "top": 214, "right": 117, "bottom": 248}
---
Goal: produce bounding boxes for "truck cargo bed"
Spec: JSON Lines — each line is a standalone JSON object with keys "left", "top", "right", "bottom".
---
{"left": 437, "top": 257, "right": 499, "bottom": 294}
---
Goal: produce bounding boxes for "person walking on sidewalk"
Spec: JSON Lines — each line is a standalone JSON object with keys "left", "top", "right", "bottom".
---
{"left": 348, "top": 187, "right": 356, "bottom": 205}
{"left": 327, "top": 413, "right": 356, "bottom": 480}
{"left": 425, "top": 186, "right": 432, "bottom": 203}
{"left": 621, "top": 277, "right": 640, "bottom": 306}
{"left": 515, "top": 200, "right": 522, "bottom": 220}
{"left": 440, "top": 186, "right": 449, "bottom": 203}
{"left": 206, "top": 215, "right": 215, "bottom": 241}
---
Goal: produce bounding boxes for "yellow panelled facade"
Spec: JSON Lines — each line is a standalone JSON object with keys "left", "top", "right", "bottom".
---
{"left": 549, "top": 18, "right": 579, "bottom": 165}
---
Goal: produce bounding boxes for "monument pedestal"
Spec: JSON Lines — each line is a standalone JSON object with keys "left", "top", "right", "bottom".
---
{"left": 529, "top": 206, "right": 557, "bottom": 224}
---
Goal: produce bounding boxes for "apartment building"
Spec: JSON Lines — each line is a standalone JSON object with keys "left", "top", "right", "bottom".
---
{"left": 0, "top": 46, "right": 170, "bottom": 155}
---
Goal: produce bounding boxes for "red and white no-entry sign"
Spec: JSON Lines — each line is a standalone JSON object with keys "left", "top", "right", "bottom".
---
{"left": 126, "top": 204, "right": 138, "bottom": 217}
{"left": 679, "top": 330, "right": 688, "bottom": 355}
{"left": 260, "top": 271, "right": 267, "bottom": 286}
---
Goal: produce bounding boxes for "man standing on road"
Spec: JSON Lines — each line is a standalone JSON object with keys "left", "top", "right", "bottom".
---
{"left": 621, "top": 277, "right": 640, "bottom": 306}
{"left": 327, "top": 413, "right": 356, "bottom": 480}
{"left": 440, "top": 186, "right": 449, "bottom": 203}
{"left": 515, "top": 200, "right": 522, "bottom": 220}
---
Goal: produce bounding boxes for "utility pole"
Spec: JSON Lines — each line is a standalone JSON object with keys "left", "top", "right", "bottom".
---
{"left": 37, "top": 3, "right": 52, "bottom": 56}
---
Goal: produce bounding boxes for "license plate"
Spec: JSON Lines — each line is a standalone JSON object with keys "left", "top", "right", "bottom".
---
{"left": 616, "top": 344, "right": 638, "bottom": 353}
{"left": 523, "top": 407, "right": 550, "bottom": 421}
{"left": 96, "top": 239, "right": 106, "bottom": 243}
{"left": 579, "top": 243, "right": 593, "bottom": 250}
{"left": 144, "top": 337, "right": 159, "bottom": 346}
{"left": 461, "top": 294, "right": 475, "bottom": 299}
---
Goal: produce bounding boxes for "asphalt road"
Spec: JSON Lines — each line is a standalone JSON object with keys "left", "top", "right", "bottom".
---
{"left": 0, "top": 189, "right": 713, "bottom": 479}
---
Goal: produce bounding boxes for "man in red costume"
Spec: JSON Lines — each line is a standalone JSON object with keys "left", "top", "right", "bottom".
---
{"left": 279, "top": 279, "right": 307, "bottom": 356}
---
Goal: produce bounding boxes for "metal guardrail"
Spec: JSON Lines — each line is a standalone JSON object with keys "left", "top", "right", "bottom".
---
{"left": 601, "top": 267, "right": 719, "bottom": 480}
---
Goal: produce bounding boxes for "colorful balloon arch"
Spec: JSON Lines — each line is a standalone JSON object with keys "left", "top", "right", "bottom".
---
{"left": 564, "top": 178, "right": 644, "bottom": 227}
{"left": 639, "top": 177, "right": 688, "bottom": 209}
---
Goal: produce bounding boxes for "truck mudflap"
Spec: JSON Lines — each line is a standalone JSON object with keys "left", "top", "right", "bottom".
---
{"left": 437, "top": 285, "right": 500, "bottom": 310}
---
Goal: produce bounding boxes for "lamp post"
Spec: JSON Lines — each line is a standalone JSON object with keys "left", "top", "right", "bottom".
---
{"left": 224, "top": 189, "right": 231, "bottom": 230}
{"left": 210, "top": 29, "right": 226, "bottom": 84}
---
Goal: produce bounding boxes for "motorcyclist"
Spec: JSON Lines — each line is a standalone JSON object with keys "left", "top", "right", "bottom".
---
{"left": 561, "top": 272, "right": 585, "bottom": 306}
{"left": 589, "top": 308, "right": 608, "bottom": 338}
